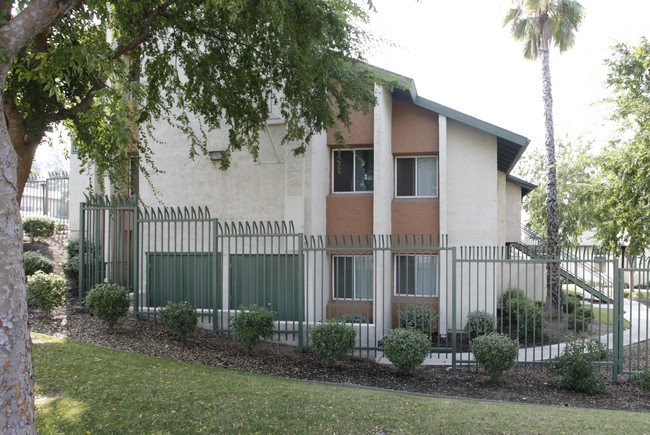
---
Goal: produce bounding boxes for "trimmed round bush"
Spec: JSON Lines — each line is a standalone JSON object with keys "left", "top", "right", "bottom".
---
{"left": 23, "top": 215, "right": 56, "bottom": 242}
{"left": 464, "top": 310, "right": 496, "bottom": 339}
{"left": 381, "top": 328, "right": 430, "bottom": 375}
{"left": 471, "top": 332, "right": 519, "bottom": 382}
{"left": 310, "top": 321, "right": 357, "bottom": 365}
{"left": 160, "top": 301, "right": 198, "bottom": 342}
{"left": 500, "top": 288, "right": 544, "bottom": 337}
{"left": 230, "top": 304, "right": 277, "bottom": 351}
{"left": 26, "top": 271, "right": 67, "bottom": 314}
{"left": 397, "top": 304, "right": 437, "bottom": 335}
{"left": 548, "top": 335, "right": 604, "bottom": 395}
{"left": 24, "top": 250, "right": 55, "bottom": 276}
{"left": 85, "top": 283, "right": 130, "bottom": 329}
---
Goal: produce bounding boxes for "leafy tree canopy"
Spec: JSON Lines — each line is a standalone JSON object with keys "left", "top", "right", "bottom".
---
{"left": 593, "top": 37, "right": 650, "bottom": 254}
{"left": 518, "top": 138, "right": 598, "bottom": 246}
{"left": 7, "top": 0, "right": 405, "bottom": 194}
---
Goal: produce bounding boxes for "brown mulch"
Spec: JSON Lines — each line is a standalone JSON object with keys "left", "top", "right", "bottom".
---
{"left": 27, "top": 239, "right": 650, "bottom": 413}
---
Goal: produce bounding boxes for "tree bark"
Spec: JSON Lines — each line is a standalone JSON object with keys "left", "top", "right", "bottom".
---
{"left": 0, "top": 1, "right": 79, "bottom": 432}
{"left": 541, "top": 47, "right": 561, "bottom": 313}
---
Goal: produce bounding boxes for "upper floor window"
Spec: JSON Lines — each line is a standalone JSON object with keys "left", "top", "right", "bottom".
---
{"left": 395, "top": 156, "right": 438, "bottom": 197}
{"left": 333, "top": 149, "right": 374, "bottom": 193}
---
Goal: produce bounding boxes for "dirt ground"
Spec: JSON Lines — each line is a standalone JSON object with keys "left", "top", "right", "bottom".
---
{"left": 27, "top": 237, "right": 650, "bottom": 413}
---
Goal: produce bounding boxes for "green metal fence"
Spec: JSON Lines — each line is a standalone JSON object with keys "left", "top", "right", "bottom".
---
{"left": 78, "top": 195, "right": 649, "bottom": 378}
{"left": 21, "top": 171, "right": 70, "bottom": 229}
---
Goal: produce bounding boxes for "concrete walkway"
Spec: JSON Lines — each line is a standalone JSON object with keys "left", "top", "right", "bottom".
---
{"left": 417, "top": 299, "right": 648, "bottom": 366}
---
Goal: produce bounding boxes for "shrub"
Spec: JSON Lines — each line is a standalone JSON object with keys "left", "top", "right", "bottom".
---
{"left": 337, "top": 312, "right": 366, "bottom": 324}
{"left": 548, "top": 335, "right": 605, "bottom": 395}
{"left": 471, "top": 333, "right": 519, "bottom": 382}
{"left": 62, "top": 239, "right": 97, "bottom": 290}
{"left": 22, "top": 215, "right": 56, "bottom": 242}
{"left": 310, "top": 321, "right": 357, "bottom": 365}
{"left": 397, "top": 304, "right": 437, "bottom": 335}
{"left": 631, "top": 366, "right": 650, "bottom": 393}
{"left": 159, "top": 301, "right": 198, "bottom": 342}
{"left": 568, "top": 307, "right": 594, "bottom": 332}
{"left": 26, "top": 271, "right": 67, "bottom": 314}
{"left": 85, "top": 283, "right": 130, "bottom": 329}
{"left": 464, "top": 310, "right": 495, "bottom": 339}
{"left": 23, "top": 250, "right": 55, "bottom": 276}
{"left": 563, "top": 294, "right": 581, "bottom": 314}
{"left": 381, "top": 328, "right": 430, "bottom": 375}
{"left": 500, "top": 289, "right": 544, "bottom": 338}
{"left": 230, "top": 305, "right": 276, "bottom": 351}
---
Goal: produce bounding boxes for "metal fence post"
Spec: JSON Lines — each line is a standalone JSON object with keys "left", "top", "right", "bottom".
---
{"left": 451, "top": 246, "right": 457, "bottom": 369}
{"left": 41, "top": 181, "right": 48, "bottom": 216}
{"left": 132, "top": 200, "right": 139, "bottom": 319}
{"left": 298, "top": 233, "right": 305, "bottom": 351}
{"left": 78, "top": 201, "right": 85, "bottom": 304}
{"left": 613, "top": 265, "right": 624, "bottom": 382}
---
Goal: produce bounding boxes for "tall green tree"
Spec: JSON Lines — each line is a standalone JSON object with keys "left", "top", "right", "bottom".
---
{"left": 519, "top": 138, "right": 598, "bottom": 246}
{"left": 594, "top": 37, "right": 650, "bottom": 255}
{"left": 503, "top": 0, "right": 584, "bottom": 310}
{"left": 0, "top": 1, "right": 397, "bottom": 432}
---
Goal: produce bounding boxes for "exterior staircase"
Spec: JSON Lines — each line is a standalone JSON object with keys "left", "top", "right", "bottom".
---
{"left": 508, "top": 226, "right": 614, "bottom": 304}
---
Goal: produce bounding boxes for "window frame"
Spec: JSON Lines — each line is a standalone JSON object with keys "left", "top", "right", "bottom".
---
{"left": 332, "top": 254, "right": 374, "bottom": 301}
{"left": 393, "top": 254, "right": 439, "bottom": 297}
{"left": 331, "top": 148, "right": 374, "bottom": 194}
{"left": 394, "top": 156, "right": 438, "bottom": 198}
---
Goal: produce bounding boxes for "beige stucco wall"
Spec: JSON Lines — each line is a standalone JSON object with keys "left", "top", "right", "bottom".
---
{"left": 497, "top": 172, "right": 507, "bottom": 246}
{"left": 68, "top": 152, "right": 96, "bottom": 236}
{"left": 505, "top": 181, "right": 523, "bottom": 243}
{"left": 445, "top": 118, "right": 498, "bottom": 246}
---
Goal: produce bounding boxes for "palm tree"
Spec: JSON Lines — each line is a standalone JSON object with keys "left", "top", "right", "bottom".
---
{"left": 504, "top": 0, "right": 584, "bottom": 312}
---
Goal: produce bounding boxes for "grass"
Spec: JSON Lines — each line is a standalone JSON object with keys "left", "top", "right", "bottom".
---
{"left": 32, "top": 334, "right": 650, "bottom": 434}
{"left": 589, "top": 307, "right": 631, "bottom": 328}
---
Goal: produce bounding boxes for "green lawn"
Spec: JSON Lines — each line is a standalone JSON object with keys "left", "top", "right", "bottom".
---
{"left": 589, "top": 306, "right": 631, "bottom": 328}
{"left": 33, "top": 334, "right": 649, "bottom": 434}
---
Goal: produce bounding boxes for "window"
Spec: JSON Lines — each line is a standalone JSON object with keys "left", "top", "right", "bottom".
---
{"left": 395, "top": 156, "right": 437, "bottom": 197}
{"left": 333, "top": 255, "right": 373, "bottom": 299}
{"left": 395, "top": 254, "right": 438, "bottom": 296}
{"left": 333, "top": 149, "right": 374, "bottom": 192}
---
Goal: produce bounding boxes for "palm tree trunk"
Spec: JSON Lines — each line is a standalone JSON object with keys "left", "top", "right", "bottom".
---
{"left": 541, "top": 47, "right": 561, "bottom": 314}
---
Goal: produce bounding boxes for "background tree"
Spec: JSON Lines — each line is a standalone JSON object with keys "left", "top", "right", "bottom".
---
{"left": 1, "top": 1, "right": 398, "bottom": 431}
{"left": 503, "top": 0, "right": 584, "bottom": 310}
{"left": 519, "top": 138, "right": 598, "bottom": 246}
{"left": 593, "top": 37, "right": 650, "bottom": 255}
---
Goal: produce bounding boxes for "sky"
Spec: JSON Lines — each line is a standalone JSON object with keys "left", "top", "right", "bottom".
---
{"left": 37, "top": 0, "right": 650, "bottom": 175}
{"left": 364, "top": 0, "right": 650, "bottom": 166}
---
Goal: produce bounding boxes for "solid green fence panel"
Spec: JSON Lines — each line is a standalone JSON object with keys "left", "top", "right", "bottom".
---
{"left": 146, "top": 251, "right": 217, "bottom": 310}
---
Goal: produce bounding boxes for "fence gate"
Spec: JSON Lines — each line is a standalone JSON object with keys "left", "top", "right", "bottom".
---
{"left": 79, "top": 195, "right": 138, "bottom": 300}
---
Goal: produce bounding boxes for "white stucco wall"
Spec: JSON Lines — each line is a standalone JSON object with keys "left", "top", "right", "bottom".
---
{"left": 137, "top": 119, "right": 308, "bottom": 230}
{"left": 505, "top": 181, "right": 523, "bottom": 243}
{"left": 445, "top": 119, "right": 498, "bottom": 246}
{"left": 68, "top": 151, "right": 95, "bottom": 236}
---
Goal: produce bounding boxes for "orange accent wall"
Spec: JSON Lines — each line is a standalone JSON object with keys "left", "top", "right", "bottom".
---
{"left": 392, "top": 98, "right": 438, "bottom": 154}
{"left": 327, "top": 108, "right": 374, "bottom": 146}
{"left": 391, "top": 199, "right": 439, "bottom": 235}
{"left": 326, "top": 194, "right": 373, "bottom": 236}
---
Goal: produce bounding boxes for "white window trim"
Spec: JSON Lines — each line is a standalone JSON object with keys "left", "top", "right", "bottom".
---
{"left": 394, "top": 156, "right": 438, "bottom": 198}
{"left": 393, "top": 254, "right": 439, "bottom": 297}
{"left": 331, "top": 148, "right": 374, "bottom": 194}
{"left": 332, "top": 254, "right": 374, "bottom": 301}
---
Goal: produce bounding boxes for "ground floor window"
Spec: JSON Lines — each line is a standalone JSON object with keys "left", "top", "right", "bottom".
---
{"left": 394, "top": 254, "right": 438, "bottom": 296}
{"left": 333, "top": 255, "right": 373, "bottom": 300}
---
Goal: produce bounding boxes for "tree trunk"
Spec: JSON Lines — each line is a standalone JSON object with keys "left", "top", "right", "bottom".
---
{"left": 541, "top": 47, "right": 561, "bottom": 313}
{"left": 0, "top": 2, "right": 80, "bottom": 432}
{"left": 0, "top": 102, "right": 35, "bottom": 433}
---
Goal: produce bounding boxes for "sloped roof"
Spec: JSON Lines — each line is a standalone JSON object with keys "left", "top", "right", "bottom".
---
{"left": 379, "top": 69, "right": 531, "bottom": 175}
{"left": 506, "top": 174, "right": 537, "bottom": 196}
